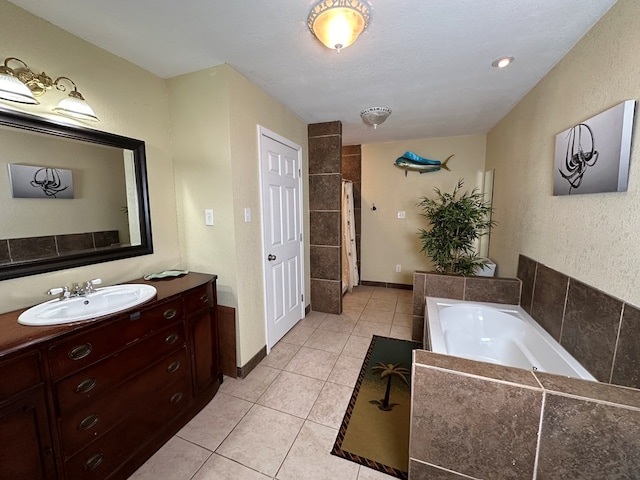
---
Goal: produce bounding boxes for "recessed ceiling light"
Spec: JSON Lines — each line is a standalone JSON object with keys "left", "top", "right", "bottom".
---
{"left": 492, "top": 56, "right": 515, "bottom": 68}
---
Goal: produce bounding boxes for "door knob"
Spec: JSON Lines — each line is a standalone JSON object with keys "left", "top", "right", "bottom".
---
{"left": 268, "top": 254, "right": 277, "bottom": 261}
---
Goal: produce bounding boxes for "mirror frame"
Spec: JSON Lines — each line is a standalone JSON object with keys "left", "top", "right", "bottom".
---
{"left": 0, "top": 108, "right": 153, "bottom": 281}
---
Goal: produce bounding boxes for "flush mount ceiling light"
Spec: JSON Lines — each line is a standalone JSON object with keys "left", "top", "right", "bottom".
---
{"left": 307, "top": 0, "right": 371, "bottom": 53}
{"left": 492, "top": 56, "right": 515, "bottom": 68}
{"left": 360, "top": 106, "right": 391, "bottom": 129}
{"left": 0, "top": 56, "right": 99, "bottom": 121}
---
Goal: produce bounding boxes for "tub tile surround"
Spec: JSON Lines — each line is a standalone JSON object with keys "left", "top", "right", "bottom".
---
{"left": 517, "top": 255, "right": 639, "bottom": 387}
{"left": 412, "top": 271, "right": 521, "bottom": 343}
{"left": 411, "top": 350, "right": 640, "bottom": 479}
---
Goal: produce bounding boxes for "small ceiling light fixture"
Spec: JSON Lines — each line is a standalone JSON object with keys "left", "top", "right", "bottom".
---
{"left": 0, "top": 56, "right": 99, "bottom": 121}
{"left": 492, "top": 56, "right": 515, "bottom": 68}
{"left": 307, "top": 0, "right": 371, "bottom": 53}
{"left": 361, "top": 107, "right": 391, "bottom": 129}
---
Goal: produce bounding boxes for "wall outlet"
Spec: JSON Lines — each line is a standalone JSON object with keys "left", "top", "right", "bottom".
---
{"left": 395, "top": 264, "right": 402, "bottom": 272}
{"left": 397, "top": 210, "right": 406, "bottom": 219}
{"left": 205, "top": 209, "right": 214, "bottom": 226}
{"left": 244, "top": 207, "right": 251, "bottom": 223}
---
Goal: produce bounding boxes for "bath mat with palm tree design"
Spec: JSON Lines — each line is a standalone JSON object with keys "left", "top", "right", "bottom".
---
{"left": 331, "top": 335, "right": 421, "bottom": 479}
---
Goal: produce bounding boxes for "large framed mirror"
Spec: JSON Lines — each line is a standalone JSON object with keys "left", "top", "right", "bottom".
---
{"left": 0, "top": 108, "right": 153, "bottom": 281}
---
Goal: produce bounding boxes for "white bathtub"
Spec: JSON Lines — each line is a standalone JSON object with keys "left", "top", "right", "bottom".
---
{"left": 425, "top": 297, "right": 596, "bottom": 381}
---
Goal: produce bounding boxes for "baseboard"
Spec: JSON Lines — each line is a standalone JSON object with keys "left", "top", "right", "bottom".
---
{"left": 360, "top": 280, "right": 413, "bottom": 290}
{"left": 236, "top": 345, "right": 267, "bottom": 378}
{"left": 305, "top": 303, "right": 311, "bottom": 315}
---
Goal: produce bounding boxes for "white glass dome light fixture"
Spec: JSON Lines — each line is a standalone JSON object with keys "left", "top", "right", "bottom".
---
{"left": 360, "top": 107, "right": 391, "bottom": 129}
{"left": 0, "top": 55, "right": 99, "bottom": 122}
{"left": 52, "top": 77, "right": 99, "bottom": 122}
{"left": 307, "top": 0, "right": 371, "bottom": 53}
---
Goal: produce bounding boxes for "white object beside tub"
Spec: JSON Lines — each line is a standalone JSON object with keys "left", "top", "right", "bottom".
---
{"left": 425, "top": 297, "right": 596, "bottom": 381}
{"left": 475, "top": 258, "right": 496, "bottom": 277}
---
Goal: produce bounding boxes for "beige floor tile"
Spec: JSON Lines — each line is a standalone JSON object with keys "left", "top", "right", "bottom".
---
{"left": 129, "top": 436, "right": 210, "bottom": 480}
{"left": 304, "top": 329, "right": 350, "bottom": 353}
{"left": 397, "top": 290, "right": 414, "bottom": 302}
{"left": 340, "top": 307, "right": 364, "bottom": 322}
{"left": 357, "top": 465, "right": 400, "bottom": 479}
{"left": 284, "top": 346, "right": 339, "bottom": 380}
{"left": 298, "top": 311, "right": 327, "bottom": 329}
{"left": 342, "top": 335, "right": 373, "bottom": 359}
{"left": 218, "top": 365, "right": 280, "bottom": 402}
{"left": 257, "top": 371, "right": 324, "bottom": 418}
{"left": 192, "top": 453, "right": 272, "bottom": 480}
{"left": 177, "top": 392, "right": 252, "bottom": 451}
{"left": 276, "top": 421, "right": 360, "bottom": 480}
{"left": 280, "top": 324, "right": 316, "bottom": 346}
{"left": 365, "top": 298, "right": 397, "bottom": 312}
{"left": 307, "top": 382, "right": 354, "bottom": 429}
{"left": 351, "top": 285, "right": 376, "bottom": 294}
{"left": 327, "top": 354, "right": 364, "bottom": 388}
{"left": 216, "top": 404, "right": 304, "bottom": 477}
{"left": 370, "top": 289, "right": 399, "bottom": 301}
{"left": 351, "top": 321, "right": 391, "bottom": 339}
{"left": 395, "top": 301, "right": 413, "bottom": 315}
{"left": 318, "top": 314, "right": 358, "bottom": 334}
{"left": 389, "top": 325, "right": 413, "bottom": 341}
{"left": 260, "top": 342, "right": 300, "bottom": 369}
{"left": 392, "top": 312, "right": 413, "bottom": 328}
{"left": 360, "top": 308, "right": 394, "bottom": 325}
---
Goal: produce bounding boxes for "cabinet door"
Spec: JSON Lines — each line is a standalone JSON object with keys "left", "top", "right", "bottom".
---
{"left": 189, "top": 307, "right": 218, "bottom": 394}
{"left": 0, "top": 387, "right": 56, "bottom": 480}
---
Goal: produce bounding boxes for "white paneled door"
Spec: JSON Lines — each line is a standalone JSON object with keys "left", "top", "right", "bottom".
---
{"left": 259, "top": 127, "right": 304, "bottom": 350}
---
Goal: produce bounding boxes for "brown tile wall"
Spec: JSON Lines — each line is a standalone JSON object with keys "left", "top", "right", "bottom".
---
{"left": 1, "top": 230, "right": 120, "bottom": 264}
{"left": 517, "top": 254, "right": 638, "bottom": 387}
{"left": 342, "top": 145, "right": 361, "bottom": 279}
{"left": 411, "top": 271, "right": 521, "bottom": 343}
{"left": 309, "top": 121, "right": 342, "bottom": 314}
{"left": 411, "top": 350, "right": 640, "bottom": 479}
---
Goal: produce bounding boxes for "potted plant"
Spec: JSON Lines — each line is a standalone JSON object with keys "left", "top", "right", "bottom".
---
{"left": 417, "top": 179, "right": 495, "bottom": 276}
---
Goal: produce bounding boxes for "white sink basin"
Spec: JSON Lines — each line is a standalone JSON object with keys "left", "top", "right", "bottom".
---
{"left": 18, "top": 284, "right": 157, "bottom": 326}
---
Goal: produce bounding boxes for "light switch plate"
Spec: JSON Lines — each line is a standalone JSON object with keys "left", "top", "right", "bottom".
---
{"left": 205, "top": 209, "right": 214, "bottom": 225}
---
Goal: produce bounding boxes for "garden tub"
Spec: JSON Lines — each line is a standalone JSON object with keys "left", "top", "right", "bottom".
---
{"left": 425, "top": 297, "right": 596, "bottom": 381}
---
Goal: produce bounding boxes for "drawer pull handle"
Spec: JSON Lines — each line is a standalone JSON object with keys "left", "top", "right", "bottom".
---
{"left": 68, "top": 343, "right": 93, "bottom": 361}
{"left": 165, "top": 333, "right": 179, "bottom": 345}
{"left": 163, "top": 308, "right": 178, "bottom": 320}
{"left": 200, "top": 294, "right": 209, "bottom": 303}
{"left": 75, "top": 378, "right": 97, "bottom": 394}
{"left": 170, "top": 392, "right": 183, "bottom": 404}
{"left": 84, "top": 453, "right": 104, "bottom": 471}
{"left": 167, "top": 361, "right": 181, "bottom": 373}
{"left": 78, "top": 413, "right": 100, "bottom": 431}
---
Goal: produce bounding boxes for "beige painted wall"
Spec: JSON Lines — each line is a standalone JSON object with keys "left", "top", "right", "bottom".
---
{"left": 169, "top": 65, "right": 309, "bottom": 366}
{"left": 361, "top": 135, "right": 486, "bottom": 284}
{"left": 486, "top": 0, "right": 640, "bottom": 306}
{"left": 0, "top": 0, "right": 179, "bottom": 312}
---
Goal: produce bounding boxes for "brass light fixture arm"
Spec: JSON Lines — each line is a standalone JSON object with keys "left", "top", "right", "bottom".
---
{"left": 53, "top": 76, "right": 85, "bottom": 100}
{"left": 1, "top": 56, "right": 54, "bottom": 97}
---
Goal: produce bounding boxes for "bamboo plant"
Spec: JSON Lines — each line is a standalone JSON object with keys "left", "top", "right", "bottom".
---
{"left": 417, "top": 179, "right": 496, "bottom": 276}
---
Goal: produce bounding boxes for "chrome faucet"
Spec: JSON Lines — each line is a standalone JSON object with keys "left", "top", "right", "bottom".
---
{"left": 47, "top": 279, "right": 102, "bottom": 300}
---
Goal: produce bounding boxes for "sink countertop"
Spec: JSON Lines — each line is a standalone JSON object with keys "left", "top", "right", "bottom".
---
{"left": 0, "top": 272, "right": 216, "bottom": 359}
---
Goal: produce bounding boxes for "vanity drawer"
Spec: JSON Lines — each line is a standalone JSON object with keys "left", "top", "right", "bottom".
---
{"left": 48, "top": 298, "right": 184, "bottom": 380}
{"left": 63, "top": 375, "right": 191, "bottom": 480}
{"left": 55, "top": 323, "right": 185, "bottom": 415}
{"left": 184, "top": 283, "right": 213, "bottom": 314}
{"left": 58, "top": 347, "right": 189, "bottom": 459}
{"left": 0, "top": 351, "right": 41, "bottom": 400}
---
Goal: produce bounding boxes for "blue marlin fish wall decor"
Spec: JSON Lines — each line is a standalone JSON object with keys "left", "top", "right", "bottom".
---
{"left": 394, "top": 152, "right": 454, "bottom": 176}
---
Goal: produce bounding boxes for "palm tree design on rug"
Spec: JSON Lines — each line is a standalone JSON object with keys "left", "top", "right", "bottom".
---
{"left": 369, "top": 362, "right": 410, "bottom": 411}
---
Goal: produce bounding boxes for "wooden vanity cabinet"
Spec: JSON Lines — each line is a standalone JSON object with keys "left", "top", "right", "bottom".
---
{"left": 0, "top": 272, "right": 221, "bottom": 480}
{"left": 0, "top": 352, "right": 56, "bottom": 480}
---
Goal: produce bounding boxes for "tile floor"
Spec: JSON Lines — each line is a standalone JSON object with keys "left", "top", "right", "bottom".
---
{"left": 129, "top": 285, "right": 414, "bottom": 480}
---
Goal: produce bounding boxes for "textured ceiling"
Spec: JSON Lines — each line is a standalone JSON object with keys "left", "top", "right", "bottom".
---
{"left": 8, "top": 0, "right": 618, "bottom": 145}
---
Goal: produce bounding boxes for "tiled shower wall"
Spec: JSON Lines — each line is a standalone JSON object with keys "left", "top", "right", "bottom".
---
{"left": 518, "top": 254, "right": 640, "bottom": 387}
{"left": 410, "top": 350, "right": 640, "bottom": 479}
{"left": 308, "top": 121, "right": 342, "bottom": 314}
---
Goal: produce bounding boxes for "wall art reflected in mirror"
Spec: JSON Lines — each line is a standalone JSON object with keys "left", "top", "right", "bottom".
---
{"left": 0, "top": 108, "right": 153, "bottom": 280}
